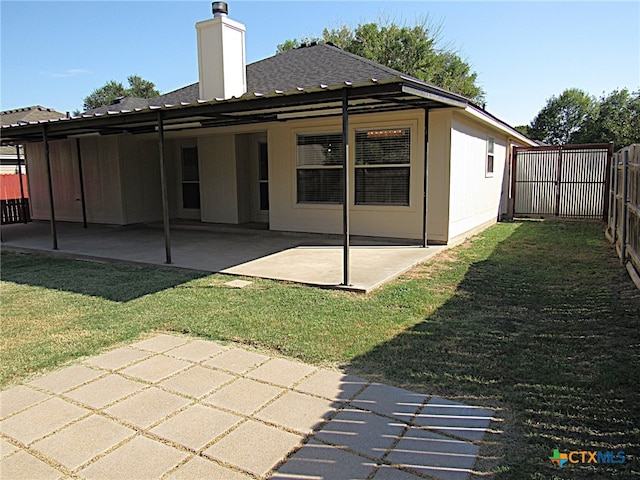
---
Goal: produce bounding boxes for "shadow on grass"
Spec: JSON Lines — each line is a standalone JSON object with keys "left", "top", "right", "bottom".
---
{"left": 0, "top": 251, "right": 205, "bottom": 302}
{"left": 348, "top": 221, "right": 640, "bottom": 478}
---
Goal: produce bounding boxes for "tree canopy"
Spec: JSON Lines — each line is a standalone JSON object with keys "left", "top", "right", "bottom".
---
{"left": 276, "top": 20, "right": 485, "bottom": 104}
{"left": 82, "top": 75, "right": 159, "bottom": 111}
{"left": 526, "top": 87, "right": 640, "bottom": 148}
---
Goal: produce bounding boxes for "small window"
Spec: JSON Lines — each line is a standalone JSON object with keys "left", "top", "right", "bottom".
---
{"left": 181, "top": 146, "right": 200, "bottom": 209}
{"left": 355, "top": 128, "right": 410, "bottom": 206}
{"left": 486, "top": 137, "right": 495, "bottom": 176}
{"left": 296, "top": 133, "right": 344, "bottom": 204}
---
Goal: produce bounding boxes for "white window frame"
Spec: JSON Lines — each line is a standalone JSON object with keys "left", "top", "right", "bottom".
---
{"left": 486, "top": 137, "right": 495, "bottom": 177}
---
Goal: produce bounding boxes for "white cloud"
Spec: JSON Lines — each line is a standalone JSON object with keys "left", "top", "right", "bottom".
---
{"left": 49, "top": 69, "right": 92, "bottom": 78}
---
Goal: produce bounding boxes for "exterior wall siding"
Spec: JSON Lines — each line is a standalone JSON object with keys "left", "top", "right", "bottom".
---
{"left": 268, "top": 109, "right": 427, "bottom": 240}
{"left": 447, "top": 114, "right": 506, "bottom": 241}
{"left": 25, "top": 136, "right": 125, "bottom": 224}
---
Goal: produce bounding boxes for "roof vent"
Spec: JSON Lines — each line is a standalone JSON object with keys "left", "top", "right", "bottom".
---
{"left": 212, "top": 2, "right": 228, "bottom": 17}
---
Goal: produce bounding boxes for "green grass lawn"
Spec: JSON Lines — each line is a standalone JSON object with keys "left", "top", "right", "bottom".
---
{"left": 1, "top": 220, "right": 638, "bottom": 478}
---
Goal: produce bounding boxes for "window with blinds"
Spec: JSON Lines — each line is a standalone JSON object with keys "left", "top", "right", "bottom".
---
{"left": 486, "top": 137, "right": 495, "bottom": 176}
{"left": 296, "top": 133, "right": 344, "bottom": 204}
{"left": 355, "top": 128, "right": 410, "bottom": 206}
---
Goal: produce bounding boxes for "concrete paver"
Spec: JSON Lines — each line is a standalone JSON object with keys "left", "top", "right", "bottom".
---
{"left": 103, "top": 388, "right": 191, "bottom": 429}
{"left": 159, "top": 365, "right": 234, "bottom": 398}
{"left": 31, "top": 415, "right": 134, "bottom": 470}
{"left": 204, "top": 420, "right": 303, "bottom": 477}
{"left": 413, "top": 397, "right": 494, "bottom": 441}
{"left": 385, "top": 428, "right": 480, "bottom": 480}
{"left": 165, "top": 339, "right": 227, "bottom": 362}
{"left": 150, "top": 404, "right": 242, "bottom": 451}
{"left": 203, "top": 377, "right": 283, "bottom": 415}
{"left": 0, "top": 334, "right": 493, "bottom": 480}
{"left": 165, "top": 456, "right": 251, "bottom": 480}
{"left": 84, "top": 347, "right": 152, "bottom": 370}
{"left": 77, "top": 435, "right": 188, "bottom": 480}
{"left": 269, "top": 439, "right": 376, "bottom": 480}
{"left": 27, "top": 365, "right": 104, "bottom": 394}
{"left": 119, "top": 355, "right": 191, "bottom": 383}
{"left": 62, "top": 374, "right": 145, "bottom": 409}
{"left": 254, "top": 391, "right": 336, "bottom": 434}
{"left": 246, "top": 357, "right": 316, "bottom": 388}
{"left": 314, "top": 408, "right": 406, "bottom": 460}
{"left": 0, "top": 397, "right": 88, "bottom": 445}
{"left": 0, "top": 450, "right": 63, "bottom": 480}
{"left": 202, "top": 348, "right": 269, "bottom": 374}
{"left": 0, "top": 386, "right": 49, "bottom": 418}
{"left": 350, "top": 383, "right": 427, "bottom": 423}
{"left": 294, "top": 369, "right": 368, "bottom": 403}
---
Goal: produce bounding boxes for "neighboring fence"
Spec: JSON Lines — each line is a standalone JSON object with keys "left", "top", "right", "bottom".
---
{"left": 606, "top": 144, "right": 640, "bottom": 288}
{"left": 511, "top": 143, "right": 613, "bottom": 219}
{"left": 1, "top": 198, "right": 31, "bottom": 225}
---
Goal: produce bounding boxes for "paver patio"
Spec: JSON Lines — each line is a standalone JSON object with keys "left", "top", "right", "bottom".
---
{"left": 0, "top": 334, "right": 494, "bottom": 480}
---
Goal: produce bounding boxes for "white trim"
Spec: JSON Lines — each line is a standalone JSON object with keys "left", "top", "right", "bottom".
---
{"left": 464, "top": 105, "right": 536, "bottom": 146}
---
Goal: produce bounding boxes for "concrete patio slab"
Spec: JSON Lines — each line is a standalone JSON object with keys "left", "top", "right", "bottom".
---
{"left": 1, "top": 222, "right": 447, "bottom": 292}
{"left": 0, "top": 334, "right": 494, "bottom": 480}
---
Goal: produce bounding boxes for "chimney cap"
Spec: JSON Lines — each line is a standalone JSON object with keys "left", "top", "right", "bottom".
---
{"left": 212, "top": 2, "right": 228, "bottom": 16}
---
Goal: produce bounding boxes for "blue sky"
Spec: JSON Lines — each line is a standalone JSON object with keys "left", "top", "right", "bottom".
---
{"left": 1, "top": 1, "right": 638, "bottom": 127}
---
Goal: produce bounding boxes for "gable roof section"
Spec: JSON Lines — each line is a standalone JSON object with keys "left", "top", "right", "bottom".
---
{"left": 88, "top": 43, "right": 434, "bottom": 112}
{"left": 0, "top": 106, "right": 66, "bottom": 125}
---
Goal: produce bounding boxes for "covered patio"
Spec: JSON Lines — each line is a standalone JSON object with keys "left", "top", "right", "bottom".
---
{"left": 0, "top": 222, "right": 446, "bottom": 292}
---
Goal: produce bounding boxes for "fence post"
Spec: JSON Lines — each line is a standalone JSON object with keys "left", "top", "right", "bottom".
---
{"left": 620, "top": 149, "right": 629, "bottom": 265}
{"left": 611, "top": 152, "right": 619, "bottom": 243}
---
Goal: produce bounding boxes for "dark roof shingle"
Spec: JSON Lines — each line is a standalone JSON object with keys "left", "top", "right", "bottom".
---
{"left": 0, "top": 106, "right": 66, "bottom": 125}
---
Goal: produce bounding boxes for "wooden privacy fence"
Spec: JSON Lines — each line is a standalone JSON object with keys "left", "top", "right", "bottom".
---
{"left": 1, "top": 198, "right": 31, "bottom": 225}
{"left": 511, "top": 144, "right": 613, "bottom": 219}
{"left": 606, "top": 144, "right": 640, "bottom": 288}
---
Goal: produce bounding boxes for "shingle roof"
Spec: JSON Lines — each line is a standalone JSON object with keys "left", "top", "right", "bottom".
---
{"left": 0, "top": 106, "right": 66, "bottom": 125}
{"left": 85, "top": 43, "right": 413, "bottom": 111}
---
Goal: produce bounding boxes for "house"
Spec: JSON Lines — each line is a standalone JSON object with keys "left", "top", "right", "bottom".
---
{"left": 0, "top": 106, "right": 65, "bottom": 174}
{"left": 0, "top": 3, "right": 535, "bottom": 262}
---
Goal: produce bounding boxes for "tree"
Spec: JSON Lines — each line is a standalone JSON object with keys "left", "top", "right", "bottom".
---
{"left": 528, "top": 88, "right": 596, "bottom": 145}
{"left": 276, "top": 19, "right": 485, "bottom": 103}
{"left": 82, "top": 75, "right": 160, "bottom": 111}
{"left": 575, "top": 88, "right": 640, "bottom": 149}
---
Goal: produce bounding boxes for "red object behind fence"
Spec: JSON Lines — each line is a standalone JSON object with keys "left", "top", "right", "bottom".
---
{"left": 0, "top": 174, "right": 29, "bottom": 201}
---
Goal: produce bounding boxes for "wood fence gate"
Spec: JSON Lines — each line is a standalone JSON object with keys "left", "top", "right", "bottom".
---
{"left": 511, "top": 143, "right": 613, "bottom": 219}
{"left": 606, "top": 144, "right": 640, "bottom": 288}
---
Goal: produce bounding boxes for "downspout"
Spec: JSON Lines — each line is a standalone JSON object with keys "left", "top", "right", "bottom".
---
{"left": 422, "top": 109, "right": 429, "bottom": 248}
{"left": 341, "top": 88, "right": 350, "bottom": 286}
{"left": 43, "top": 125, "right": 58, "bottom": 250}
{"left": 75, "top": 139, "right": 88, "bottom": 228}
{"left": 157, "top": 111, "right": 172, "bottom": 264}
{"left": 15, "top": 145, "right": 27, "bottom": 223}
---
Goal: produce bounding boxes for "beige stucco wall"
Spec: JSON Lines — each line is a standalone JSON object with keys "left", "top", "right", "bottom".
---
{"left": 198, "top": 134, "right": 239, "bottom": 223}
{"left": 447, "top": 113, "right": 507, "bottom": 241}
{"left": 268, "top": 109, "right": 428, "bottom": 240}
{"left": 425, "top": 109, "right": 452, "bottom": 244}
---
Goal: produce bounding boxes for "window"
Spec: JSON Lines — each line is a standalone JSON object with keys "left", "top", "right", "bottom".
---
{"left": 296, "top": 133, "right": 344, "bottom": 204}
{"left": 486, "top": 137, "right": 495, "bottom": 176}
{"left": 181, "top": 146, "right": 200, "bottom": 209}
{"left": 355, "top": 128, "right": 410, "bottom": 206}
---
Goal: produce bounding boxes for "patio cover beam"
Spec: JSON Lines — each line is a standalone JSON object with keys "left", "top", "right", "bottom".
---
{"left": 342, "top": 88, "right": 350, "bottom": 286}
{"left": 75, "top": 139, "right": 88, "bottom": 228}
{"left": 157, "top": 112, "right": 172, "bottom": 264}
{"left": 42, "top": 125, "right": 58, "bottom": 250}
{"left": 15, "top": 145, "right": 27, "bottom": 224}
{"left": 422, "top": 109, "right": 429, "bottom": 248}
